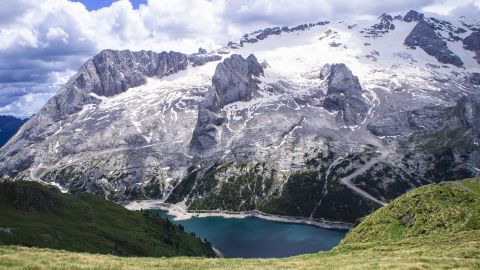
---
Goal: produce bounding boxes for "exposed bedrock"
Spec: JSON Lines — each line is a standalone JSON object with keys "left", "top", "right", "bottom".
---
{"left": 321, "top": 63, "right": 369, "bottom": 125}
{"left": 463, "top": 31, "right": 480, "bottom": 64}
{"left": 190, "top": 54, "right": 264, "bottom": 153}
{"left": 367, "top": 95, "right": 480, "bottom": 138}
{"left": 404, "top": 19, "right": 463, "bottom": 67}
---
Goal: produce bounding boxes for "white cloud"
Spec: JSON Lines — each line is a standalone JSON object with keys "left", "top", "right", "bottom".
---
{"left": 46, "top": 27, "right": 70, "bottom": 44}
{"left": 0, "top": 92, "right": 54, "bottom": 118}
{"left": 448, "top": 2, "right": 480, "bottom": 19}
{"left": 0, "top": 0, "right": 477, "bottom": 118}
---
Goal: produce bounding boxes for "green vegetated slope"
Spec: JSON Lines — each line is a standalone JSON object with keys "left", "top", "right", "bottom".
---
{"left": 341, "top": 178, "right": 480, "bottom": 244}
{"left": 1, "top": 179, "right": 480, "bottom": 269}
{"left": 0, "top": 181, "right": 215, "bottom": 258}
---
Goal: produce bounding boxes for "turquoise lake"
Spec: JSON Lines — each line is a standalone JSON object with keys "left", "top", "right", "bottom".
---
{"left": 154, "top": 210, "right": 347, "bottom": 258}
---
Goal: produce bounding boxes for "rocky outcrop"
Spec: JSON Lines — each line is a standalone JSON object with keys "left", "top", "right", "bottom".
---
{"left": 207, "top": 54, "right": 263, "bottom": 111}
{"left": 188, "top": 54, "right": 222, "bottom": 67}
{"left": 456, "top": 95, "right": 480, "bottom": 138}
{"left": 463, "top": 31, "right": 480, "bottom": 64}
{"left": 470, "top": 73, "right": 480, "bottom": 85}
{"left": 363, "top": 13, "right": 399, "bottom": 38}
{"left": 368, "top": 96, "right": 480, "bottom": 137}
{"left": 373, "top": 13, "right": 395, "bottom": 31}
{"left": 321, "top": 64, "right": 369, "bottom": 125}
{"left": 237, "top": 21, "right": 329, "bottom": 46}
{"left": 367, "top": 105, "right": 451, "bottom": 136}
{"left": 190, "top": 54, "right": 264, "bottom": 153}
{"left": 405, "top": 20, "right": 463, "bottom": 67}
{"left": 92, "top": 50, "right": 188, "bottom": 97}
{"left": 403, "top": 10, "right": 424, "bottom": 23}
{"left": 187, "top": 48, "right": 222, "bottom": 67}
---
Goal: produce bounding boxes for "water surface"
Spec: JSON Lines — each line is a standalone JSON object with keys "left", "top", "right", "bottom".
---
{"left": 154, "top": 210, "right": 347, "bottom": 258}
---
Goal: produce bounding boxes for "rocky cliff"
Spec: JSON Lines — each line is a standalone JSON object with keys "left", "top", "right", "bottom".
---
{"left": 190, "top": 54, "right": 264, "bottom": 153}
{"left": 321, "top": 63, "right": 369, "bottom": 125}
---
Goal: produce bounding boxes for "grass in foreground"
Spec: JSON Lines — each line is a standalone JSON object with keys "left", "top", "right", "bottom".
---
{"left": 342, "top": 178, "right": 480, "bottom": 244}
{"left": 0, "top": 229, "right": 479, "bottom": 269}
{"left": 0, "top": 179, "right": 479, "bottom": 269}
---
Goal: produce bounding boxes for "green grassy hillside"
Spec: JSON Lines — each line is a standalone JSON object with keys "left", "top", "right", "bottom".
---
{"left": 0, "top": 179, "right": 479, "bottom": 269}
{"left": 0, "top": 181, "right": 215, "bottom": 258}
{"left": 342, "top": 178, "right": 480, "bottom": 244}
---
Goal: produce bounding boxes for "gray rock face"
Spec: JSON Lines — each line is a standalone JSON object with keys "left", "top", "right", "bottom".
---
{"left": 405, "top": 20, "right": 463, "bottom": 67}
{"left": 0, "top": 49, "right": 191, "bottom": 175}
{"left": 464, "top": 32, "right": 480, "bottom": 51}
{"left": 92, "top": 50, "right": 188, "bottom": 97}
{"left": 456, "top": 95, "right": 480, "bottom": 138}
{"left": 368, "top": 96, "right": 480, "bottom": 138}
{"left": 238, "top": 21, "right": 330, "bottom": 46}
{"left": 322, "top": 64, "right": 369, "bottom": 125}
{"left": 189, "top": 106, "right": 225, "bottom": 153}
{"left": 367, "top": 105, "right": 452, "bottom": 136}
{"left": 463, "top": 31, "right": 480, "bottom": 64}
{"left": 190, "top": 54, "right": 263, "bottom": 153}
{"left": 188, "top": 54, "right": 222, "bottom": 67}
{"left": 208, "top": 54, "right": 263, "bottom": 111}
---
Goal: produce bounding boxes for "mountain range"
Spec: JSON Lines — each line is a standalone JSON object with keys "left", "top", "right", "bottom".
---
{"left": 1, "top": 10, "right": 479, "bottom": 224}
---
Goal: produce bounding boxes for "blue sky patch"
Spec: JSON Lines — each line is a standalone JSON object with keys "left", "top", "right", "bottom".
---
{"left": 74, "top": 0, "right": 147, "bottom": 10}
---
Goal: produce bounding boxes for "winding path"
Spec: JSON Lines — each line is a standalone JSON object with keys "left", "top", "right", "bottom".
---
{"left": 339, "top": 129, "right": 390, "bottom": 206}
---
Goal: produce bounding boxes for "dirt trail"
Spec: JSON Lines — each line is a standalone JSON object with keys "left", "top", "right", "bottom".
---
{"left": 339, "top": 128, "right": 390, "bottom": 206}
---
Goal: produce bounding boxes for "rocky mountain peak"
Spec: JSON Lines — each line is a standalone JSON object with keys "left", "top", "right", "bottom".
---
{"left": 375, "top": 13, "right": 395, "bottom": 31}
{"left": 190, "top": 54, "right": 264, "bottom": 153}
{"left": 92, "top": 50, "right": 188, "bottom": 97}
{"left": 322, "top": 64, "right": 369, "bottom": 125}
{"left": 405, "top": 19, "right": 464, "bottom": 67}
{"left": 403, "top": 10, "right": 424, "bottom": 23}
{"left": 207, "top": 54, "right": 263, "bottom": 112}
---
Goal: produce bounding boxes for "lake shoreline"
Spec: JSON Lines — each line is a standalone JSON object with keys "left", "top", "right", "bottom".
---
{"left": 124, "top": 200, "right": 353, "bottom": 230}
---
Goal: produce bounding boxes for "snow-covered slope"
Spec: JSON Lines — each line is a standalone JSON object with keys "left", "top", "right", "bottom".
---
{"left": 1, "top": 10, "right": 480, "bottom": 223}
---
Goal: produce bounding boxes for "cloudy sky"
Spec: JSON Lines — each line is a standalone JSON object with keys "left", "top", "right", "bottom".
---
{"left": 0, "top": 0, "right": 479, "bottom": 118}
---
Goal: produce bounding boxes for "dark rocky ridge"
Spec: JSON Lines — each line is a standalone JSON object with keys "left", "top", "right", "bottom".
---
{"left": 367, "top": 105, "right": 452, "bottom": 136}
{"left": 92, "top": 50, "right": 188, "bottom": 97}
{"left": 405, "top": 19, "right": 463, "bottom": 67}
{"left": 233, "top": 21, "right": 329, "bottom": 47}
{"left": 363, "top": 13, "right": 398, "bottom": 37}
{"left": 463, "top": 31, "right": 480, "bottom": 64}
{"left": 368, "top": 96, "right": 480, "bottom": 138}
{"left": 403, "top": 10, "right": 424, "bottom": 23}
{"left": 190, "top": 54, "right": 264, "bottom": 153}
{"left": 321, "top": 64, "right": 369, "bottom": 125}
{"left": 471, "top": 73, "right": 480, "bottom": 85}
{"left": 188, "top": 49, "right": 223, "bottom": 67}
